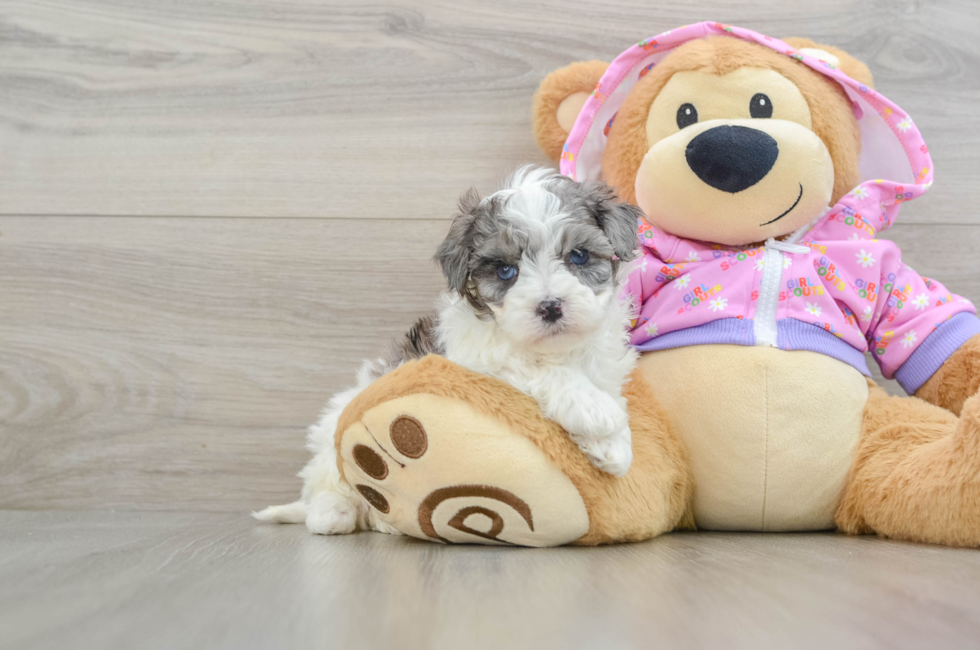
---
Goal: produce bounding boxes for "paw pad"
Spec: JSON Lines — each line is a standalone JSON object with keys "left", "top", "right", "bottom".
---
{"left": 352, "top": 444, "right": 388, "bottom": 479}
{"left": 390, "top": 415, "right": 427, "bottom": 458}
{"left": 338, "top": 394, "right": 591, "bottom": 546}
{"left": 355, "top": 484, "right": 390, "bottom": 514}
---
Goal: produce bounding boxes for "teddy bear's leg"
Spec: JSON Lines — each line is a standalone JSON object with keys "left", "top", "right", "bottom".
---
{"left": 836, "top": 382, "right": 980, "bottom": 547}
{"left": 332, "top": 355, "right": 693, "bottom": 546}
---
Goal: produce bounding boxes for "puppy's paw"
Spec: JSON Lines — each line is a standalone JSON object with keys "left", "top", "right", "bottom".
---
{"left": 577, "top": 426, "right": 633, "bottom": 477}
{"left": 306, "top": 492, "right": 358, "bottom": 535}
{"left": 557, "top": 391, "right": 629, "bottom": 440}
{"left": 371, "top": 518, "right": 404, "bottom": 536}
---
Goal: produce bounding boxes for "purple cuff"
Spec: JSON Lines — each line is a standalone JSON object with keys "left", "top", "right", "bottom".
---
{"left": 894, "top": 312, "right": 980, "bottom": 395}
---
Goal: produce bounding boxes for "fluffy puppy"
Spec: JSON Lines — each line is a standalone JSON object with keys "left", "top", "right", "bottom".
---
{"left": 256, "top": 166, "right": 641, "bottom": 535}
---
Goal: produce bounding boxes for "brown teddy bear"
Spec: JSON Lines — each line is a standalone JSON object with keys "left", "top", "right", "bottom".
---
{"left": 321, "top": 22, "right": 980, "bottom": 547}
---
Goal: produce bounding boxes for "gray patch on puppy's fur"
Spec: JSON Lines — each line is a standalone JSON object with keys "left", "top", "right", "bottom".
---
{"left": 435, "top": 168, "right": 642, "bottom": 313}
{"left": 466, "top": 217, "right": 525, "bottom": 308}
{"left": 433, "top": 189, "right": 482, "bottom": 295}
{"left": 559, "top": 179, "right": 643, "bottom": 267}
{"left": 397, "top": 314, "right": 444, "bottom": 360}
{"left": 433, "top": 190, "right": 501, "bottom": 316}
{"left": 365, "top": 314, "right": 445, "bottom": 383}
{"left": 556, "top": 220, "right": 617, "bottom": 291}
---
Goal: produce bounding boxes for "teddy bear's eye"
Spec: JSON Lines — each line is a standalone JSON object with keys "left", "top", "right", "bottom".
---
{"left": 676, "top": 103, "right": 698, "bottom": 129}
{"left": 750, "top": 93, "right": 773, "bottom": 119}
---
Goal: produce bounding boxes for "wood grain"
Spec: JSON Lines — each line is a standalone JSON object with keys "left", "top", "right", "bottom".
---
{"left": 3, "top": 510, "right": 980, "bottom": 650}
{"left": 0, "top": 0, "right": 978, "bottom": 222}
{"left": 0, "top": 216, "right": 449, "bottom": 510}
{"left": 3, "top": 3, "right": 980, "bottom": 645}
{"left": 1, "top": 0, "right": 979, "bottom": 513}
{"left": 1, "top": 216, "right": 978, "bottom": 512}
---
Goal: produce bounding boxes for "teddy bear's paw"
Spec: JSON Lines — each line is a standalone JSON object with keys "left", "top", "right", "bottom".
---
{"left": 305, "top": 492, "right": 359, "bottom": 536}
{"left": 336, "top": 393, "right": 591, "bottom": 546}
{"left": 574, "top": 426, "right": 633, "bottom": 477}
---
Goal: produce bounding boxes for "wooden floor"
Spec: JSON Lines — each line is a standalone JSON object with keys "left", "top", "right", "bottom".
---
{"left": 5, "top": 510, "right": 980, "bottom": 650}
{"left": 3, "top": 0, "right": 980, "bottom": 647}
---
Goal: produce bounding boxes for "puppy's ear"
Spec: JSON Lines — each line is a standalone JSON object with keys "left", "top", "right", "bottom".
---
{"left": 533, "top": 60, "right": 609, "bottom": 162}
{"left": 582, "top": 181, "right": 642, "bottom": 262}
{"left": 434, "top": 188, "right": 481, "bottom": 294}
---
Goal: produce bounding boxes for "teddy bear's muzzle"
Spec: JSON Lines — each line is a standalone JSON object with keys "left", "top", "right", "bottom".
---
{"left": 685, "top": 125, "right": 779, "bottom": 193}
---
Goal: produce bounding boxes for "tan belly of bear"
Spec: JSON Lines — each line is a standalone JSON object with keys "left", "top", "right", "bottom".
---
{"left": 637, "top": 345, "right": 868, "bottom": 531}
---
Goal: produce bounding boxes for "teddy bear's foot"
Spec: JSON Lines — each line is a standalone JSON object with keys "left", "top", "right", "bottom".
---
{"left": 837, "top": 384, "right": 980, "bottom": 547}
{"left": 336, "top": 392, "right": 592, "bottom": 546}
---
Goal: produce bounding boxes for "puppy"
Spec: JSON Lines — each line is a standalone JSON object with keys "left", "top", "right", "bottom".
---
{"left": 255, "top": 166, "right": 642, "bottom": 535}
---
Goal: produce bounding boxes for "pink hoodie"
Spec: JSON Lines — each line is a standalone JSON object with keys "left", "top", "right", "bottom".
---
{"left": 561, "top": 21, "right": 979, "bottom": 393}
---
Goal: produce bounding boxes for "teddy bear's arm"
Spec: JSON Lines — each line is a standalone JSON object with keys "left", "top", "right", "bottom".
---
{"left": 915, "top": 334, "right": 980, "bottom": 416}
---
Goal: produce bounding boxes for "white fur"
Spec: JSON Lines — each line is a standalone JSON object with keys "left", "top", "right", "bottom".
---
{"left": 255, "top": 168, "right": 638, "bottom": 534}
{"left": 439, "top": 290, "right": 637, "bottom": 474}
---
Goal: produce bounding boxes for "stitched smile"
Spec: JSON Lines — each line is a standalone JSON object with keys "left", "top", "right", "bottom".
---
{"left": 759, "top": 183, "right": 803, "bottom": 226}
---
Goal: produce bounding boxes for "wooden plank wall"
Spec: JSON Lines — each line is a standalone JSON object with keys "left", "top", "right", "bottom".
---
{"left": 2, "top": 0, "right": 978, "bottom": 512}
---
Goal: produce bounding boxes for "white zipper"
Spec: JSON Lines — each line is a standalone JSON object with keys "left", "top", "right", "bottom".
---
{"left": 753, "top": 208, "right": 829, "bottom": 348}
{"left": 754, "top": 242, "right": 785, "bottom": 347}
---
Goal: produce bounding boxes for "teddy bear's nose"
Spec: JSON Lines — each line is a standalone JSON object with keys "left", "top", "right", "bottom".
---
{"left": 685, "top": 125, "right": 779, "bottom": 193}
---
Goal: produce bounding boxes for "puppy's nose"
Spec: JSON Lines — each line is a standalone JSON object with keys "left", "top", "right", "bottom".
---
{"left": 685, "top": 125, "right": 778, "bottom": 193}
{"left": 537, "top": 299, "right": 563, "bottom": 323}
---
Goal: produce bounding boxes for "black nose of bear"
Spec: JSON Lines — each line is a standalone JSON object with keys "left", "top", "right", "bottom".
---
{"left": 685, "top": 125, "right": 779, "bottom": 193}
{"left": 538, "top": 299, "right": 563, "bottom": 323}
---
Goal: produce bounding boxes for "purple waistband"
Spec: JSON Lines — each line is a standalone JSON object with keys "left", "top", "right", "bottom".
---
{"left": 776, "top": 319, "right": 871, "bottom": 377}
{"left": 633, "top": 315, "right": 980, "bottom": 392}
{"left": 633, "top": 317, "right": 755, "bottom": 352}
{"left": 634, "top": 318, "right": 872, "bottom": 377}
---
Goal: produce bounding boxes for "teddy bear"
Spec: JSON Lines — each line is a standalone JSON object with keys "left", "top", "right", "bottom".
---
{"left": 322, "top": 22, "right": 980, "bottom": 547}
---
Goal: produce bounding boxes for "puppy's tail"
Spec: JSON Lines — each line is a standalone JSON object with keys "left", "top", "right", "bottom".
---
{"left": 252, "top": 499, "right": 308, "bottom": 524}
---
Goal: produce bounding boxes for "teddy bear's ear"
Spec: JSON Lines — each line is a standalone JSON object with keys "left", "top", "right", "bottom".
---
{"left": 532, "top": 60, "right": 609, "bottom": 161}
{"left": 782, "top": 37, "right": 874, "bottom": 89}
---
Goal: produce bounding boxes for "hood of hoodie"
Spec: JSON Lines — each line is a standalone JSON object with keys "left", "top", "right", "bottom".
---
{"left": 560, "top": 21, "right": 934, "bottom": 238}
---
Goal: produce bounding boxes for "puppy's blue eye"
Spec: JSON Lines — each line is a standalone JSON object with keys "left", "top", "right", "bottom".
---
{"left": 496, "top": 265, "right": 517, "bottom": 281}
{"left": 570, "top": 249, "right": 589, "bottom": 265}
